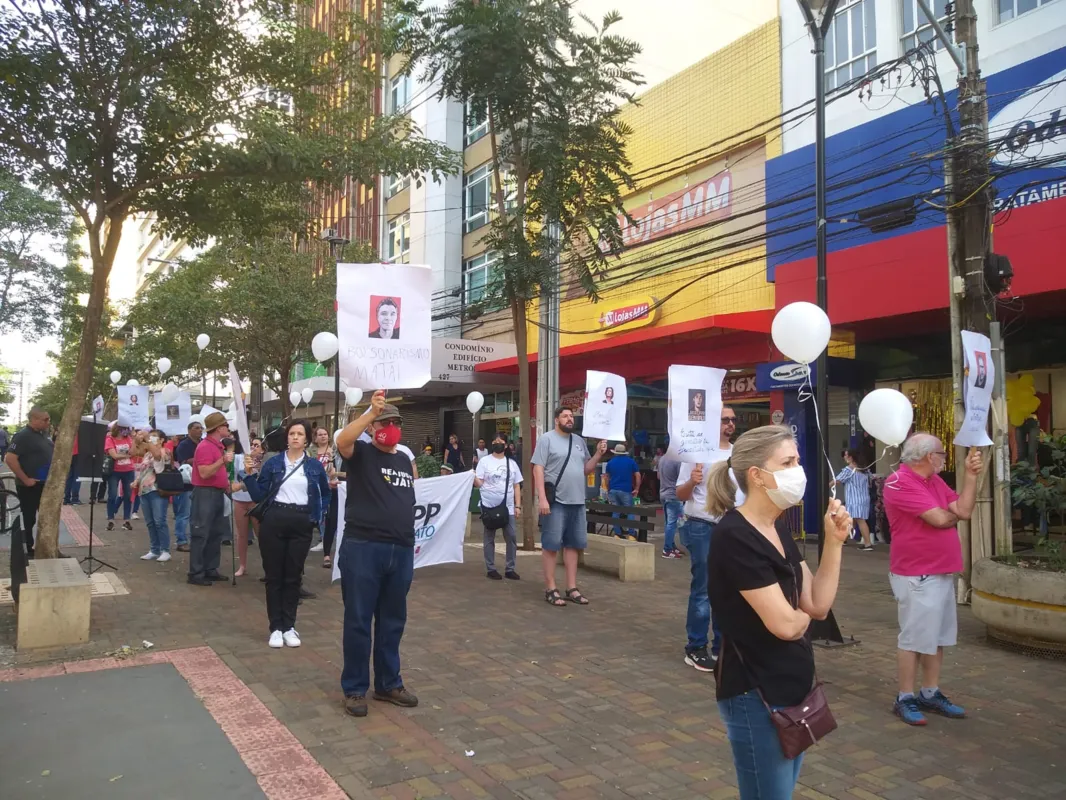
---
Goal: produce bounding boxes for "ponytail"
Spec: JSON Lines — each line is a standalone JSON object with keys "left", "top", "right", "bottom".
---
{"left": 705, "top": 460, "right": 736, "bottom": 518}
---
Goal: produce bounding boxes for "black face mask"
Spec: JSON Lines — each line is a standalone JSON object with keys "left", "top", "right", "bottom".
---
{"left": 492, "top": 443, "right": 506, "bottom": 454}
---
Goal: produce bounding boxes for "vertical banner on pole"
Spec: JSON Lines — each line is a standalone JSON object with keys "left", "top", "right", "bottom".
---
{"left": 227, "top": 361, "right": 252, "bottom": 453}
{"left": 666, "top": 365, "right": 726, "bottom": 463}
{"left": 337, "top": 262, "right": 433, "bottom": 390}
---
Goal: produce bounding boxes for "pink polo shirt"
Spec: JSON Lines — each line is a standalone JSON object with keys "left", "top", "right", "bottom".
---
{"left": 191, "top": 435, "right": 229, "bottom": 490}
{"left": 883, "top": 464, "right": 962, "bottom": 576}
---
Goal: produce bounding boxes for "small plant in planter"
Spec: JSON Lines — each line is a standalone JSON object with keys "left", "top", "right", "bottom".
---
{"left": 1010, "top": 433, "right": 1066, "bottom": 552}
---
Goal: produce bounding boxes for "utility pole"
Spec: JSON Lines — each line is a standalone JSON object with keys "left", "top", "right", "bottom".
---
{"left": 536, "top": 221, "right": 561, "bottom": 437}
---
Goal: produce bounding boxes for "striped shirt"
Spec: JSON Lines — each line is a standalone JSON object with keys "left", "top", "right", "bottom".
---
{"left": 834, "top": 466, "right": 870, "bottom": 517}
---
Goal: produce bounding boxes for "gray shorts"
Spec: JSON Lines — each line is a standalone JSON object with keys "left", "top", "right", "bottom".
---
{"left": 539, "top": 502, "right": 587, "bottom": 552}
{"left": 889, "top": 572, "right": 957, "bottom": 655}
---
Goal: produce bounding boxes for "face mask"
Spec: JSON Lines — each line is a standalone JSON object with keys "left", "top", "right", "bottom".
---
{"left": 374, "top": 425, "right": 402, "bottom": 448}
{"left": 760, "top": 466, "right": 807, "bottom": 509}
{"left": 492, "top": 443, "right": 506, "bottom": 454}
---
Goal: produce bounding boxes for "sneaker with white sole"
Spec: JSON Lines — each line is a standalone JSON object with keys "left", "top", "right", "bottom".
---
{"left": 282, "top": 628, "right": 301, "bottom": 648}
{"left": 130, "top": 513, "right": 140, "bottom": 520}
{"left": 157, "top": 552, "right": 172, "bottom": 562}
{"left": 309, "top": 542, "right": 324, "bottom": 552}
{"left": 268, "top": 630, "right": 284, "bottom": 648}
{"left": 140, "top": 551, "right": 159, "bottom": 560}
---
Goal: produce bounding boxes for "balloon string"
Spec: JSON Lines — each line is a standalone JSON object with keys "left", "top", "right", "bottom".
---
{"left": 796, "top": 367, "right": 838, "bottom": 502}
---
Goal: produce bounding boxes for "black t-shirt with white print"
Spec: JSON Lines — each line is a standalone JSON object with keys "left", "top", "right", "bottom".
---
{"left": 709, "top": 508, "right": 815, "bottom": 708}
{"left": 344, "top": 439, "right": 416, "bottom": 546}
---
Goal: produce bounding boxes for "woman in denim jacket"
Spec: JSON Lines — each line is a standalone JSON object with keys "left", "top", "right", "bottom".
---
{"left": 243, "top": 420, "right": 331, "bottom": 649}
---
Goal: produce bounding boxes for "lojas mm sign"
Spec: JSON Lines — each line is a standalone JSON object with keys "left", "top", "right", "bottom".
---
{"left": 618, "top": 171, "right": 732, "bottom": 248}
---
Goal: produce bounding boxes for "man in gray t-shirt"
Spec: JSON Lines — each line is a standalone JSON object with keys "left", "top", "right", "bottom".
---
{"left": 532, "top": 407, "right": 607, "bottom": 607}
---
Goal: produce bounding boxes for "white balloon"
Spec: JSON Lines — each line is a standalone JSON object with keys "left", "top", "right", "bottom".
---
{"left": 466, "top": 391, "right": 485, "bottom": 415}
{"left": 196, "top": 333, "right": 210, "bottom": 351}
{"left": 126, "top": 378, "right": 139, "bottom": 386}
{"left": 190, "top": 413, "right": 203, "bottom": 425}
{"left": 288, "top": 390, "right": 302, "bottom": 408}
{"left": 858, "top": 389, "right": 914, "bottom": 446}
{"left": 301, "top": 387, "right": 315, "bottom": 404}
{"left": 160, "top": 383, "right": 180, "bottom": 403}
{"left": 311, "top": 331, "right": 339, "bottom": 362}
{"left": 345, "top": 387, "right": 363, "bottom": 406}
{"left": 110, "top": 371, "right": 122, "bottom": 384}
{"left": 771, "top": 302, "right": 832, "bottom": 364}
{"left": 157, "top": 357, "right": 172, "bottom": 376}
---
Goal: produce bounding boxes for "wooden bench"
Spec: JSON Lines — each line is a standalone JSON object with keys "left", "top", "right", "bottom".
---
{"left": 17, "top": 557, "right": 91, "bottom": 650}
{"left": 586, "top": 500, "right": 660, "bottom": 543}
{"left": 581, "top": 501, "right": 659, "bottom": 581}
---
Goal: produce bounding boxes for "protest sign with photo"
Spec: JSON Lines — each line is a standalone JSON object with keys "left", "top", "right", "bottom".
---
{"left": 153, "top": 391, "right": 192, "bottom": 436}
{"left": 117, "top": 385, "right": 150, "bottom": 429}
{"left": 337, "top": 262, "right": 432, "bottom": 390}
{"left": 581, "top": 370, "right": 627, "bottom": 441}
{"left": 332, "top": 470, "right": 475, "bottom": 582}
{"left": 666, "top": 364, "right": 726, "bottom": 462}
{"left": 954, "top": 330, "right": 994, "bottom": 447}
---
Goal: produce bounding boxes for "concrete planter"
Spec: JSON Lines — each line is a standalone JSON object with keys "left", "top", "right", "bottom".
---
{"left": 971, "top": 557, "right": 1066, "bottom": 653}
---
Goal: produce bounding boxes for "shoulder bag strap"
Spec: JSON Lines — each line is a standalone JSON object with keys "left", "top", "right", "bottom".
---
{"left": 553, "top": 434, "right": 574, "bottom": 485}
{"left": 265, "top": 457, "right": 304, "bottom": 502}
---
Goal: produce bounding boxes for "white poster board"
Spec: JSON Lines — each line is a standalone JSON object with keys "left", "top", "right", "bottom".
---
{"left": 154, "top": 391, "right": 192, "bottom": 437}
{"left": 117, "top": 385, "right": 150, "bottom": 429}
{"left": 666, "top": 364, "right": 726, "bottom": 463}
{"left": 954, "top": 330, "right": 994, "bottom": 447}
{"left": 227, "top": 361, "right": 252, "bottom": 453}
{"left": 331, "top": 470, "right": 475, "bottom": 582}
{"left": 337, "top": 262, "right": 432, "bottom": 391}
{"left": 91, "top": 395, "right": 104, "bottom": 416}
{"left": 581, "top": 370, "right": 627, "bottom": 441}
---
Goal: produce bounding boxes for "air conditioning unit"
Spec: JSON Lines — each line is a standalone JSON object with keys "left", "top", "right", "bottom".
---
{"left": 319, "top": 227, "right": 338, "bottom": 241}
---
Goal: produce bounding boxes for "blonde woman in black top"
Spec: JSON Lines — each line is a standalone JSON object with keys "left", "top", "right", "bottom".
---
{"left": 705, "top": 425, "right": 852, "bottom": 799}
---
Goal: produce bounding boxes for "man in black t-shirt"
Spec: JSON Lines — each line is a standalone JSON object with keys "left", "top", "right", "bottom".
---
{"left": 335, "top": 390, "right": 418, "bottom": 718}
{"left": 4, "top": 407, "right": 53, "bottom": 557}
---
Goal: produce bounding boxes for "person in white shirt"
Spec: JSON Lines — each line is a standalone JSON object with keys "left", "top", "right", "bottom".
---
{"left": 474, "top": 432, "right": 523, "bottom": 580}
{"left": 473, "top": 438, "right": 488, "bottom": 469}
{"left": 675, "top": 407, "right": 741, "bottom": 672}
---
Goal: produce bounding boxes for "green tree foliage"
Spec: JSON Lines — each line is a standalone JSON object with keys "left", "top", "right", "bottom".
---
{"left": 0, "top": 0, "right": 459, "bottom": 557}
{"left": 0, "top": 170, "right": 67, "bottom": 340}
{"left": 124, "top": 234, "right": 372, "bottom": 416}
{"left": 392, "top": 0, "right": 641, "bottom": 547}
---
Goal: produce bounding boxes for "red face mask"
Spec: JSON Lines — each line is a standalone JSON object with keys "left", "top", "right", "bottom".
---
{"left": 374, "top": 425, "right": 402, "bottom": 448}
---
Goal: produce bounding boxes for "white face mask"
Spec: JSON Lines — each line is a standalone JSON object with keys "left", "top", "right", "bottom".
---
{"left": 759, "top": 465, "right": 807, "bottom": 509}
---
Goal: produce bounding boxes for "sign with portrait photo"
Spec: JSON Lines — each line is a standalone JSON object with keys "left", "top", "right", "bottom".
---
{"left": 666, "top": 364, "right": 726, "bottom": 463}
{"left": 581, "top": 370, "right": 626, "bottom": 441}
{"left": 954, "top": 330, "right": 994, "bottom": 447}
{"left": 117, "top": 385, "right": 150, "bottom": 429}
{"left": 153, "top": 390, "right": 192, "bottom": 437}
{"left": 337, "top": 263, "right": 432, "bottom": 390}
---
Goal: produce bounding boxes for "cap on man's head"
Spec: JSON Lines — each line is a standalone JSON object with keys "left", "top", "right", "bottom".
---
{"left": 203, "top": 412, "right": 228, "bottom": 432}
{"left": 612, "top": 443, "right": 627, "bottom": 455}
{"left": 377, "top": 404, "right": 403, "bottom": 425}
{"left": 439, "top": 462, "right": 454, "bottom": 474}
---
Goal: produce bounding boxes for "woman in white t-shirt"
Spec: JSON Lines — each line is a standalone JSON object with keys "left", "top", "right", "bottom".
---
{"left": 473, "top": 432, "right": 523, "bottom": 580}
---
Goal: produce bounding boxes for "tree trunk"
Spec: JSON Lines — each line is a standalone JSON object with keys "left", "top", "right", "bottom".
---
{"left": 512, "top": 297, "right": 536, "bottom": 550}
{"left": 35, "top": 218, "right": 123, "bottom": 559}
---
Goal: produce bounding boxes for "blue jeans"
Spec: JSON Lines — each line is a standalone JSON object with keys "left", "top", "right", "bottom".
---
{"left": 171, "top": 492, "right": 190, "bottom": 545}
{"left": 539, "top": 501, "right": 588, "bottom": 552}
{"left": 107, "top": 470, "right": 134, "bottom": 520}
{"left": 64, "top": 454, "right": 80, "bottom": 503}
{"left": 662, "top": 499, "right": 683, "bottom": 551}
{"left": 718, "top": 690, "right": 804, "bottom": 799}
{"left": 607, "top": 489, "right": 635, "bottom": 536}
{"left": 680, "top": 517, "right": 721, "bottom": 655}
{"left": 338, "top": 538, "right": 414, "bottom": 698}
{"left": 141, "top": 491, "right": 171, "bottom": 554}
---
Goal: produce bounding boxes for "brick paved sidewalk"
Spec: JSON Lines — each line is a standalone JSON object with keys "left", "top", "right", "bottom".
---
{"left": 1, "top": 506, "right": 1064, "bottom": 800}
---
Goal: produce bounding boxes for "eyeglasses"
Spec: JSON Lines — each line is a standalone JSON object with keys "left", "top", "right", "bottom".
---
{"left": 933, "top": 450, "right": 947, "bottom": 457}
{"left": 377, "top": 419, "right": 400, "bottom": 427}
{"left": 721, "top": 417, "right": 737, "bottom": 424}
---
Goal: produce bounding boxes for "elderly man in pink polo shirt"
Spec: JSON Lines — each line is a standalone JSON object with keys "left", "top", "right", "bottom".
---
{"left": 883, "top": 432, "right": 982, "bottom": 727}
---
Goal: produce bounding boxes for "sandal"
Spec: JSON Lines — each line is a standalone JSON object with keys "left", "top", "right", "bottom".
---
{"left": 544, "top": 589, "right": 567, "bottom": 607}
{"left": 564, "top": 588, "right": 589, "bottom": 605}
{"left": 322, "top": 556, "right": 332, "bottom": 568}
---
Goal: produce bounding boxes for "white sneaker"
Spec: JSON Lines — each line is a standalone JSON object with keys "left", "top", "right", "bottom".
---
{"left": 309, "top": 543, "right": 324, "bottom": 552}
{"left": 131, "top": 513, "right": 140, "bottom": 520}
{"left": 282, "top": 628, "right": 301, "bottom": 648}
{"left": 140, "top": 551, "right": 159, "bottom": 560}
{"left": 157, "top": 551, "right": 172, "bottom": 562}
{"left": 268, "top": 630, "right": 284, "bottom": 648}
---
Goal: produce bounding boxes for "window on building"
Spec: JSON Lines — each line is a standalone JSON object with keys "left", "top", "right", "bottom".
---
{"left": 463, "top": 251, "right": 498, "bottom": 304}
{"left": 464, "top": 164, "right": 492, "bottom": 233}
{"left": 386, "top": 214, "right": 410, "bottom": 263}
{"left": 997, "top": 0, "right": 1056, "bottom": 23}
{"left": 389, "top": 74, "right": 411, "bottom": 114}
{"left": 386, "top": 174, "right": 411, "bottom": 198}
{"left": 825, "top": 0, "right": 877, "bottom": 92}
{"left": 465, "top": 100, "right": 488, "bottom": 147}
{"left": 901, "top": 0, "right": 950, "bottom": 52}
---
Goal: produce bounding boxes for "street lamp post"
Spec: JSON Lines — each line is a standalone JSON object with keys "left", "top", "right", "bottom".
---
{"left": 796, "top": 0, "right": 856, "bottom": 647}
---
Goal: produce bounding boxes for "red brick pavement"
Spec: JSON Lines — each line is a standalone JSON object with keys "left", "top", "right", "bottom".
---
{"left": 2, "top": 507, "right": 1065, "bottom": 800}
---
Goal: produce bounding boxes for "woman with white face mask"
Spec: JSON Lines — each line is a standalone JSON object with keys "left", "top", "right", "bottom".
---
{"left": 704, "top": 425, "right": 853, "bottom": 800}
